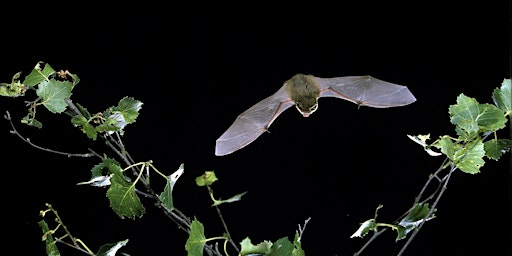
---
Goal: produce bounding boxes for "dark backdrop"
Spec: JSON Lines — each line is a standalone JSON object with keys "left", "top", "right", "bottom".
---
{"left": 1, "top": 1, "right": 510, "bottom": 255}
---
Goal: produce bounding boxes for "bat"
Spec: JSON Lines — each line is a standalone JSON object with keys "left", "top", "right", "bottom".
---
{"left": 215, "top": 73, "right": 416, "bottom": 156}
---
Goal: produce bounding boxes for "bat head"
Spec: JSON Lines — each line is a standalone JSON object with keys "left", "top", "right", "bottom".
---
{"left": 295, "top": 100, "right": 318, "bottom": 117}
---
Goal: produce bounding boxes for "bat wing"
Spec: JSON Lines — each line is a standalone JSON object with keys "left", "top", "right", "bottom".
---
{"left": 312, "top": 75, "right": 416, "bottom": 108}
{"left": 215, "top": 85, "right": 295, "bottom": 156}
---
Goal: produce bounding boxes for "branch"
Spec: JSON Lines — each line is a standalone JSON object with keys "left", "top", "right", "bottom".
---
{"left": 4, "top": 111, "right": 95, "bottom": 158}
{"left": 353, "top": 157, "right": 454, "bottom": 256}
{"left": 397, "top": 163, "right": 456, "bottom": 256}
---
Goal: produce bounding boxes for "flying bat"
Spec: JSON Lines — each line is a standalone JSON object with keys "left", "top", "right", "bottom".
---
{"left": 215, "top": 74, "right": 416, "bottom": 156}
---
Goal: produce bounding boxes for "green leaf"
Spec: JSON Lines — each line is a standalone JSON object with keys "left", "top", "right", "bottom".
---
{"left": 115, "top": 97, "right": 143, "bottom": 123}
{"left": 36, "top": 80, "right": 73, "bottom": 113}
{"left": 433, "top": 136, "right": 456, "bottom": 160}
{"left": 240, "top": 237, "right": 272, "bottom": 255}
{"left": 106, "top": 164, "right": 145, "bottom": 219}
{"left": 159, "top": 164, "right": 185, "bottom": 211}
{"left": 104, "top": 97, "right": 143, "bottom": 134}
{"left": 95, "top": 118, "right": 121, "bottom": 133}
{"left": 96, "top": 239, "right": 129, "bottom": 256}
{"left": 23, "top": 61, "right": 56, "bottom": 87}
{"left": 71, "top": 115, "right": 97, "bottom": 140}
{"left": 65, "top": 71, "right": 81, "bottom": 88}
{"left": 21, "top": 113, "right": 42, "bottom": 128}
{"left": 396, "top": 203, "right": 435, "bottom": 241}
{"left": 77, "top": 159, "right": 117, "bottom": 187}
{"left": 493, "top": 78, "right": 511, "bottom": 113}
{"left": 454, "top": 139, "right": 486, "bottom": 174}
{"left": 474, "top": 103, "right": 507, "bottom": 133}
{"left": 449, "top": 94, "right": 480, "bottom": 138}
{"left": 75, "top": 102, "right": 92, "bottom": 119}
{"left": 38, "top": 220, "right": 61, "bottom": 256}
{"left": 484, "top": 139, "right": 512, "bottom": 160}
{"left": 212, "top": 191, "right": 248, "bottom": 206}
{"left": 196, "top": 171, "right": 218, "bottom": 186}
{"left": 185, "top": 218, "right": 206, "bottom": 256}
{"left": 407, "top": 134, "right": 442, "bottom": 156}
{"left": 77, "top": 174, "right": 113, "bottom": 187}
{"left": 292, "top": 232, "right": 305, "bottom": 256}
{"left": 350, "top": 219, "right": 376, "bottom": 238}
{"left": 449, "top": 94, "right": 507, "bottom": 139}
{"left": 90, "top": 158, "right": 121, "bottom": 177}
{"left": 77, "top": 158, "right": 122, "bottom": 187}
{"left": 269, "top": 237, "right": 294, "bottom": 256}
{"left": 0, "top": 71, "right": 27, "bottom": 97}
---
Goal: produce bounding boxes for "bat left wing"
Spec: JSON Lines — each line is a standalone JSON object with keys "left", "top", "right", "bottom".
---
{"left": 215, "top": 85, "right": 295, "bottom": 156}
{"left": 312, "top": 75, "right": 416, "bottom": 108}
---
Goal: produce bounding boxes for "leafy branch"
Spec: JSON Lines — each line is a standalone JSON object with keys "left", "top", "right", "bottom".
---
{"left": 3, "top": 61, "right": 307, "bottom": 256}
{"left": 350, "top": 78, "right": 511, "bottom": 255}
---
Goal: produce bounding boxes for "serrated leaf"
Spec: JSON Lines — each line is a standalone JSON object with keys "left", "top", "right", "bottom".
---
{"left": 350, "top": 219, "right": 376, "bottom": 238}
{"left": 96, "top": 239, "right": 129, "bottom": 256}
{"left": 23, "top": 61, "right": 56, "bottom": 87}
{"left": 269, "top": 237, "right": 294, "bottom": 256}
{"left": 38, "top": 220, "right": 61, "bottom": 256}
{"left": 493, "top": 79, "right": 511, "bottom": 113}
{"left": 96, "top": 118, "right": 121, "bottom": 133}
{"left": 36, "top": 80, "right": 73, "bottom": 113}
{"left": 106, "top": 165, "right": 145, "bottom": 219}
{"left": 21, "top": 114, "right": 42, "bottom": 128}
{"left": 77, "top": 174, "right": 113, "bottom": 187}
{"left": 212, "top": 191, "right": 247, "bottom": 206}
{"left": 433, "top": 136, "right": 456, "bottom": 160}
{"left": 0, "top": 71, "right": 27, "bottom": 97}
{"left": 292, "top": 232, "right": 305, "bottom": 256}
{"left": 407, "top": 134, "right": 431, "bottom": 147}
{"left": 159, "top": 164, "right": 184, "bottom": 211}
{"left": 240, "top": 237, "right": 272, "bottom": 255}
{"left": 449, "top": 94, "right": 507, "bottom": 139}
{"left": 115, "top": 97, "right": 143, "bottom": 123}
{"left": 475, "top": 103, "right": 507, "bottom": 132}
{"left": 484, "top": 139, "right": 512, "bottom": 160}
{"left": 185, "top": 218, "right": 206, "bottom": 256}
{"left": 454, "top": 139, "right": 485, "bottom": 174}
{"left": 407, "top": 134, "right": 442, "bottom": 156}
{"left": 396, "top": 203, "right": 435, "bottom": 241}
{"left": 104, "top": 97, "right": 142, "bottom": 134}
{"left": 82, "top": 122, "right": 98, "bottom": 140}
{"left": 66, "top": 71, "right": 80, "bottom": 88}
{"left": 89, "top": 158, "right": 121, "bottom": 177}
{"left": 75, "top": 102, "right": 91, "bottom": 119}
{"left": 196, "top": 171, "right": 218, "bottom": 186}
{"left": 449, "top": 94, "right": 480, "bottom": 138}
{"left": 71, "top": 115, "right": 98, "bottom": 140}
{"left": 71, "top": 115, "right": 87, "bottom": 126}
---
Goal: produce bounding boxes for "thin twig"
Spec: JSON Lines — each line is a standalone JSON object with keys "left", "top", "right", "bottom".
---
{"left": 397, "top": 164, "right": 457, "bottom": 256}
{"left": 214, "top": 204, "right": 240, "bottom": 254}
{"left": 4, "top": 111, "right": 94, "bottom": 158}
{"left": 298, "top": 217, "right": 311, "bottom": 242}
{"left": 354, "top": 157, "right": 451, "bottom": 256}
{"left": 414, "top": 157, "right": 449, "bottom": 204}
{"left": 353, "top": 228, "right": 387, "bottom": 256}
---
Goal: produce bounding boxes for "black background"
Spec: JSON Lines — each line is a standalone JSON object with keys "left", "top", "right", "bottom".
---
{"left": 1, "top": 1, "right": 511, "bottom": 255}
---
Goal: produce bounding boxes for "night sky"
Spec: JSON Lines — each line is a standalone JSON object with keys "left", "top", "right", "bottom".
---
{"left": 1, "top": 1, "right": 511, "bottom": 255}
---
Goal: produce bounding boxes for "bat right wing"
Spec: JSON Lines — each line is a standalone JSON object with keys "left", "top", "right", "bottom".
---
{"left": 215, "top": 85, "right": 295, "bottom": 156}
{"left": 313, "top": 75, "right": 416, "bottom": 108}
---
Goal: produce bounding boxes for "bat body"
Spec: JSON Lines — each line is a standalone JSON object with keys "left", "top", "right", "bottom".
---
{"left": 215, "top": 74, "right": 416, "bottom": 156}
